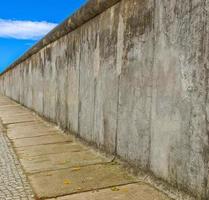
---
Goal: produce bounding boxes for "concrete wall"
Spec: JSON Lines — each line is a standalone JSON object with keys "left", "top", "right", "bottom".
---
{"left": 0, "top": 0, "right": 209, "bottom": 198}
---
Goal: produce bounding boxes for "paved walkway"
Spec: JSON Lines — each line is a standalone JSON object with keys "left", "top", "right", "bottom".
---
{"left": 0, "top": 123, "right": 34, "bottom": 199}
{"left": 0, "top": 95, "right": 171, "bottom": 200}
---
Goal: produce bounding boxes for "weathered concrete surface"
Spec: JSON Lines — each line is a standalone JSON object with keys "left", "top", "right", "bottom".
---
{"left": 29, "top": 164, "right": 136, "bottom": 199}
{"left": 0, "top": 0, "right": 208, "bottom": 199}
{"left": 7, "top": 128, "right": 60, "bottom": 140}
{"left": 16, "top": 142, "right": 89, "bottom": 158}
{"left": 1, "top": 114, "right": 38, "bottom": 124}
{"left": 11, "top": 134, "right": 73, "bottom": 148}
{"left": 49, "top": 183, "right": 170, "bottom": 200}
{"left": 0, "top": 96, "right": 173, "bottom": 199}
{"left": 20, "top": 150, "right": 110, "bottom": 174}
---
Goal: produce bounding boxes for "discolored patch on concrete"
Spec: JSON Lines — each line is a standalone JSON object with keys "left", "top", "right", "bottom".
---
{"left": 29, "top": 164, "right": 136, "bottom": 199}
{"left": 16, "top": 142, "right": 89, "bottom": 158}
{"left": 11, "top": 134, "right": 73, "bottom": 148}
{"left": 50, "top": 183, "right": 171, "bottom": 200}
{"left": 20, "top": 149, "right": 111, "bottom": 174}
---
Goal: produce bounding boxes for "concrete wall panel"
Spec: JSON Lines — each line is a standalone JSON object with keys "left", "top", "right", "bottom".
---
{"left": 150, "top": 1, "right": 209, "bottom": 198}
{"left": 0, "top": 0, "right": 208, "bottom": 198}
{"left": 117, "top": 0, "right": 154, "bottom": 169}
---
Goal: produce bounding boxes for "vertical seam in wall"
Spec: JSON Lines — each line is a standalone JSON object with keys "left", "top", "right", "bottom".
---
{"left": 114, "top": 2, "right": 122, "bottom": 156}
{"left": 92, "top": 31, "right": 98, "bottom": 143}
{"left": 77, "top": 36, "right": 82, "bottom": 137}
{"left": 115, "top": 73, "right": 120, "bottom": 156}
{"left": 93, "top": 78, "right": 97, "bottom": 143}
{"left": 42, "top": 51, "right": 45, "bottom": 116}
{"left": 147, "top": 0, "right": 156, "bottom": 170}
{"left": 64, "top": 39, "right": 69, "bottom": 130}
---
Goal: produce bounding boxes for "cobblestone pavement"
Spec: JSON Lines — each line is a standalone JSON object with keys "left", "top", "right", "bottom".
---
{"left": 0, "top": 127, "right": 34, "bottom": 200}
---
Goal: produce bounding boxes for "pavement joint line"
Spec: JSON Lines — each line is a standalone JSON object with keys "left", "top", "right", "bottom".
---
{"left": 7, "top": 124, "right": 54, "bottom": 129}
{"left": 4, "top": 120, "right": 39, "bottom": 125}
{"left": 0, "top": 112, "right": 32, "bottom": 115}
{"left": 9, "top": 132, "right": 60, "bottom": 140}
{"left": 0, "top": 104, "right": 19, "bottom": 108}
{"left": 13, "top": 140, "right": 74, "bottom": 148}
{"left": 26, "top": 161, "right": 124, "bottom": 176}
{"left": 1, "top": 114, "right": 34, "bottom": 118}
{"left": 18, "top": 148, "right": 90, "bottom": 158}
{"left": 42, "top": 181, "right": 142, "bottom": 200}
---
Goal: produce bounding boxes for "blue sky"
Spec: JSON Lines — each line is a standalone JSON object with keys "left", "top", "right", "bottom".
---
{"left": 0, "top": 0, "right": 87, "bottom": 72}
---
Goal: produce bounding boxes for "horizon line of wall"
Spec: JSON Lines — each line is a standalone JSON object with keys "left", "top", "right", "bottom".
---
{"left": 0, "top": 0, "right": 208, "bottom": 199}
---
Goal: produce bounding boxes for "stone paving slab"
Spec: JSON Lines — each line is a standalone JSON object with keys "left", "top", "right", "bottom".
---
{"left": 0, "top": 101, "right": 16, "bottom": 106}
{"left": 0, "top": 105, "right": 23, "bottom": 110}
{"left": 16, "top": 142, "right": 89, "bottom": 158}
{"left": 0, "top": 111, "right": 34, "bottom": 116}
{"left": 0, "top": 106, "right": 28, "bottom": 113}
{"left": 49, "top": 183, "right": 170, "bottom": 200}
{"left": 7, "top": 129, "right": 61, "bottom": 140}
{"left": 0, "top": 102, "right": 15, "bottom": 106}
{"left": 1, "top": 114, "right": 38, "bottom": 125}
{"left": 0, "top": 111, "right": 32, "bottom": 118}
{"left": 0, "top": 113, "right": 34, "bottom": 119}
{"left": 28, "top": 163, "right": 136, "bottom": 199}
{"left": 20, "top": 149, "right": 111, "bottom": 174}
{"left": 7, "top": 121, "right": 55, "bottom": 130}
{"left": 0, "top": 106, "right": 28, "bottom": 111}
{"left": 11, "top": 134, "right": 73, "bottom": 148}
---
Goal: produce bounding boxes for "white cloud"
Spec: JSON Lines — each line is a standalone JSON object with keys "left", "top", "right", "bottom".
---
{"left": 0, "top": 18, "right": 57, "bottom": 40}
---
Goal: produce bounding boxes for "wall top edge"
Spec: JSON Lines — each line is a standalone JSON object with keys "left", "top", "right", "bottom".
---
{"left": 0, "top": 0, "right": 121, "bottom": 76}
